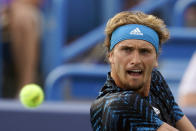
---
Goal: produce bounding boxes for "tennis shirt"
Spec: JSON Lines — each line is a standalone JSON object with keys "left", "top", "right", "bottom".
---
{"left": 90, "top": 69, "right": 184, "bottom": 131}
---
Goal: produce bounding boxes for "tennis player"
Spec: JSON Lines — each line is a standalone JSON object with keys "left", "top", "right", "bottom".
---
{"left": 90, "top": 11, "right": 195, "bottom": 131}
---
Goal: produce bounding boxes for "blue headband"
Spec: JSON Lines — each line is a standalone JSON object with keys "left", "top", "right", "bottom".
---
{"left": 110, "top": 24, "right": 159, "bottom": 53}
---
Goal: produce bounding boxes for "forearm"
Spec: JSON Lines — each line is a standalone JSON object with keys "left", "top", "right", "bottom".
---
{"left": 175, "top": 115, "right": 196, "bottom": 131}
{"left": 158, "top": 123, "right": 179, "bottom": 131}
{"left": 158, "top": 115, "right": 196, "bottom": 131}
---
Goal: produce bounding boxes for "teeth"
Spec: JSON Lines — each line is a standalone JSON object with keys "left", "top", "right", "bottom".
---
{"left": 130, "top": 70, "right": 141, "bottom": 73}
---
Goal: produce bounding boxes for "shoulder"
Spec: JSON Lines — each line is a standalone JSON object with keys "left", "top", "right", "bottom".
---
{"left": 92, "top": 91, "right": 141, "bottom": 109}
{"left": 91, "top": 91, "right": 154, "bottom": 120}
{"left": 90, "top": 91, "right": 163, "bottom": 131}
{"left": 151, "top": 69, "right": 176, "bottom": 104}
{"left": 151, "top": 69, "right": 172, "bottom": 94}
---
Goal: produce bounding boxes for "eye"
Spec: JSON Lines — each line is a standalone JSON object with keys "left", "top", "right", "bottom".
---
{"left": 122, "top": 47, "right": 132, "bottom": 52}
{"left": 140, "top": 49, "right": 151, "bottom": 54}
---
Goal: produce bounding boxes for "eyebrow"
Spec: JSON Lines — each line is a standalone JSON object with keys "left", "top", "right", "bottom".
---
{"left": 120, "top": 45, "right": 153, "bottom": 49}
{"left": 120, "top": 45, "right": 134, "bottom": 48}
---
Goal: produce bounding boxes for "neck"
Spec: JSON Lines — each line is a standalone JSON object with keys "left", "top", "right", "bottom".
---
{"left": 110, "top": 70, "right": 123, "bottom": 89}
{"left": 137, "top": 76, "right": 151, "bottom": 97}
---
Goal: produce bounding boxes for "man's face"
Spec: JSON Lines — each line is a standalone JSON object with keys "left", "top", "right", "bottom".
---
{"left": 109, "top": 39, "right": 158, "bottom": 91}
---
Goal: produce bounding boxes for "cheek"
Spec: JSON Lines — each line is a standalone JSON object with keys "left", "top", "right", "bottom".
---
{"left": 144, "top": 55, "right": 157, "bottom": 68}
{"left": 114, "top": 55, "right": 128, "bottom": 68}
{"left": 113, "top": 55, "right": 127, "bottom": 75}
{"left": 143, "top": 57, "right": 157, "bottom": 78}
{"left": 113, "top": 57, "right": 122, "bottom": 70}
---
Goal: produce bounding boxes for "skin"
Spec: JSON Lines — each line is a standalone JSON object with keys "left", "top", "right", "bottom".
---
{"left": 158, "top": 115, "right": 196, "bottom": 131}
{"left": 109, "top": 39, "right": 158, "bottom": 97}
{"left": 14, "top": 0, "right": 42, "bottom": 7}
{"left": 8, "top": 0, "right": 42, "bottom": 97}
{"left": 179, "top": 93, "right": 196, "bottom": 107}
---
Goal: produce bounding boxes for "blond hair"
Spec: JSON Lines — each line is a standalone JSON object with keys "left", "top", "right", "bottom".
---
{"left": 104, "top": 11, "right": 170, "bottom": 53}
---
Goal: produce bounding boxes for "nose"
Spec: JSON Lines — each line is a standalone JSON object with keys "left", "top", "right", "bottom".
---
{"left": 130, "top": 51, "right": 142, "bottom": 65}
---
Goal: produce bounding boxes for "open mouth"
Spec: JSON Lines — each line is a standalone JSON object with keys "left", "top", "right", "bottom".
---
{"left": 127, "top": 69, "right": 143, "bottom": 76}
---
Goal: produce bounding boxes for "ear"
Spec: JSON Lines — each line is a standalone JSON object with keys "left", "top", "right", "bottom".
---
{"left": 154, "top": 59, "right": 158, "bottom": 68}
{"left": 108, "top": 51, "right": 114, "bottom": 64}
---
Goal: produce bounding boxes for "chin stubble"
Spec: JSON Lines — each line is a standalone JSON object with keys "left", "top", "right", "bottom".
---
{"left": 123, "top": 82, "right": 144, "bottom": 91}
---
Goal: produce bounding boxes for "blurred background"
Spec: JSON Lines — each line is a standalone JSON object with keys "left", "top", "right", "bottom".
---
{"left": 0, "top": 0, "right": 196, "bottom": 130}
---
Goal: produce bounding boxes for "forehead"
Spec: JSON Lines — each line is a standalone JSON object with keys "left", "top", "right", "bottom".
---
{"left": 115, "top": 39, "right": 155, "bottom": 49}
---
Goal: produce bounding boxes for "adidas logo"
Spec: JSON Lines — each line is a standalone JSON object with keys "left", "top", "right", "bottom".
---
{"left": 130, "top": 27, "right": 143, "bottom": 35}
{"left": 152, "top": 106, "right": 160, "bottom": 115}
